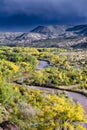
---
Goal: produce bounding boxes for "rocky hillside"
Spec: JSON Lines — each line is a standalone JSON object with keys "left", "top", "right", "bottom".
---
{"left": 16, "top": 25, "right": 75, "bottom": 41}
{"left": 0, "top": 32, "right": 23, "bottom": 46}
{"left": 31, "top": 25, "right": 71, "bottom": 37}
{"left": 0, "top": 25, "right": 87, "bottom": 48}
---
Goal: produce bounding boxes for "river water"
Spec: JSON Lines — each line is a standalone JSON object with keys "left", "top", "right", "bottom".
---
{"left": 37, "top": 60, "right": 49, "bottom": 69}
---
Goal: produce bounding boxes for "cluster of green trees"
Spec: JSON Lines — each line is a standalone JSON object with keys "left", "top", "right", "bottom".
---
{"left": 0, "top": 47, "right": 38, "bottom": 79}
{"left": 0, "top": 60, "right": 19, "bottom": 78}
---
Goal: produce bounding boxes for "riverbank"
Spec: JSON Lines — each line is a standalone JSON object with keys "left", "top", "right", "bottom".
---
{"left": 13, "top": 59, "right": 87, "bottom": 98}
{"left": 56, "top": 85, "right": 87, "bottom": 97}
{"left": 37, "top": 60, "right": 87, "bottom": 97}
{"left": 15, "top": 80, "right": 87, "bottom": 97}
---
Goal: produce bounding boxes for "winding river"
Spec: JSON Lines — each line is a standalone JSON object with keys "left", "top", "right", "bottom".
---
{"left": 38, "top": 60, "right": 87, "bottom": 128}
{"left": 14, "top": 60, "right": 87, "bottom": 128}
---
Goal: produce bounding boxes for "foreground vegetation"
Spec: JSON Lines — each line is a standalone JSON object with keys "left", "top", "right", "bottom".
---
{"left": 0, "top": 80, "right": 86, "bottom": 130}
{"left": 0, "top": 46, "right": 87, "bottom": 129}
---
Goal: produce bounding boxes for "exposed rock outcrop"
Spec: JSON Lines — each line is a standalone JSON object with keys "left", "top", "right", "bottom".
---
{"left": 0, "top": 121, "right": 19, "bottom": 130}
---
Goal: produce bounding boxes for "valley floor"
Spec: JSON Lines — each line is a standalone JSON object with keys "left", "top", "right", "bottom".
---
{"left": 0, "top": 47, "right": 87, "bottom": 130}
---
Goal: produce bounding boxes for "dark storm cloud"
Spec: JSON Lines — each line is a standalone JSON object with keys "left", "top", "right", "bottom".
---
{"left": 0, "top": 0, "right": 87, "bottom": 31}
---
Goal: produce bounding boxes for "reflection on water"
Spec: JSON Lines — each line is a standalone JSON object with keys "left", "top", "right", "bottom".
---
{"left": 38, "top": 60, "right": 49, "bottom": 69}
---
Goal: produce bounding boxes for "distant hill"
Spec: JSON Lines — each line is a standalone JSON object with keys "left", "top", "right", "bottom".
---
{"left": 15, "top": 24, "right": 87, "bottom": 41}
{"left": 66, "top": 25, "right": 87, "bottom": 35}
{"left": 31, "top": 25, "right": 87, "bottom": 36}
{"left": 0, "top": 32, "right": 23, "bottom": 46}
{"left": 31, "top": 25, "right": 70, "bottom": 37}
{"left": 0, "top": 25, "right": 87, "bottom": 48}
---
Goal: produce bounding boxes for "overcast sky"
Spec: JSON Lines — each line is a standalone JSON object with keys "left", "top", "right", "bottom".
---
{"left": 0, "top": 0, "right": 87, "bottom": 31}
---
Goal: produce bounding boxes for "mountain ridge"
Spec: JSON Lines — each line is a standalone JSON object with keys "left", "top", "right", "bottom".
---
{"left": 0, "top": 25, "right": 87, "bottom": 48}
